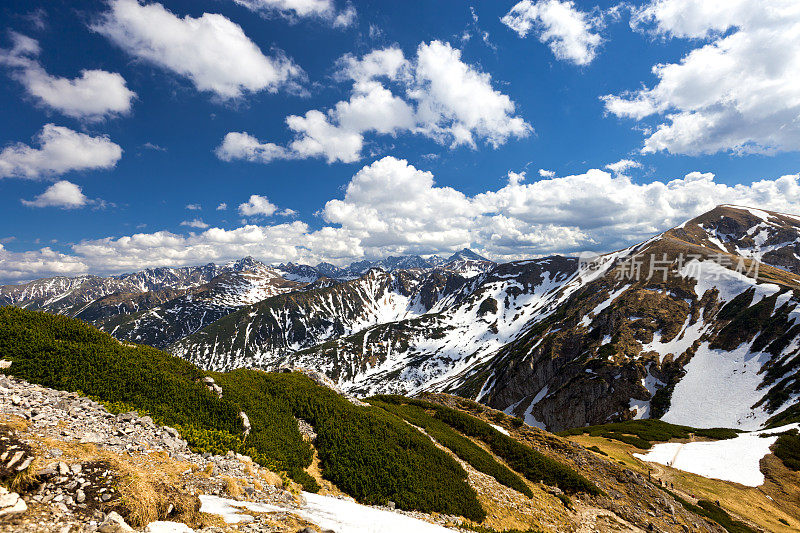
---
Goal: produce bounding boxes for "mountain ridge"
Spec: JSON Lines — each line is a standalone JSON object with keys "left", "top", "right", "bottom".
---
{"left": 3, "top": 206, "right": 800, "bottom": 434}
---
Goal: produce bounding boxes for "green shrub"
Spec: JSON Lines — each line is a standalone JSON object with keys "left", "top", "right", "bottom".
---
{"left": 696, "top": 500, "right": 756, "bottom": 533}
{"left": 559, "top": 419, "right": 739, "bottom": 448}
{"left": 556, "top": 493, "right": 571, "bottom": 509}
{"left": 665, "top": 489, "right": 755, "bottom": 533}
{"left": 371, "top": 400, "right": 532, "bottom": 497}
{"left": 1, "top": 308, "right": 483, "bottom": 520}
{"left": 374, "top": 395, "right": 599, "bottom": 495}
{"left": 0, "top": 307, "right": 242, "bottom": 435}
{"left": 586, "top": 445, "right": 607, "bottom": 456}
{"left": 773, "top": 430, "right": 800, "bottom": 471}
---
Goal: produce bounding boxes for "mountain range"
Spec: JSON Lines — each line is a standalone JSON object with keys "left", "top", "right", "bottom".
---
{"left": 3, "top": 205, "right": 800, "bottom": 432}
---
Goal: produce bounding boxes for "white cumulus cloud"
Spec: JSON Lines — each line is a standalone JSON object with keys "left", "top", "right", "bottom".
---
{"left": 0, "top": 124, "right": 122, "bottom": 180}
{"left": 230, "top": 0, "right": 356, "bottom": 27}
{"left": 93, "top": 0, "right": 305, "bottom": 99}
{"left": 180, "top": 218, "right": 210, "bottom": 229}
{"left": 0, "top": 33, "right": 135, "bottom": 120}
{"left": 502, "top": 0, "right": 603, "bottom": 65}
{"left": 21, "top": 180, "right": 90, "bottom": 209}
{"left": 0, "top": 246, "right": 88, "bottom": 282}
{"left": 604, "top": 0, "right": 800, "bottom": 155}
{"left": 605, "top": 159, "right": 641, "bottom": 174}
{"left": 238, "top": 195, "right": 278, "bottom": 217}
{"left": 216, "top": 41, "right": 530, "bottom": 164}
{"left": 5, "top": 157, "right": 800, "bottom": 282}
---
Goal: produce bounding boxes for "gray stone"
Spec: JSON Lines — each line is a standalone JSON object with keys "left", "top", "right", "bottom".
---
{"left": 98, "top": 511, "right": 134, "bottom": 533}
{"left": 0, "top": 487, "right": 27, "bottom": 517}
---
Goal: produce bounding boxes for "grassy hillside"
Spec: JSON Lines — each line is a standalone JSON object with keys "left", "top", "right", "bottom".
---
{"left": 0, "top": 306, "right": 242, "bottom": 435}
{"left": 0, "top": 307, "right": 486, "bottom": 520}
{"left": 370, "top": 398, "right": 533, "bottom": 497}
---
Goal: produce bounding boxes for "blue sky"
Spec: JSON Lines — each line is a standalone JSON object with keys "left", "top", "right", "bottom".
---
{"left": 1, "top": 0, "right": 799, "bottom": 282}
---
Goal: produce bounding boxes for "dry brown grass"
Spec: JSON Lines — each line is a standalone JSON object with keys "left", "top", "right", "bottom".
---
{"left": 223, "top": 476, "right": 243, "bottom": 499}
{"left": 10, "top": 455, "right": 44, "bottom": 492}
{"left": 305, "top": 448, "right": 345, "bottom": 497}
{"left": 260, "top": 468, "right": 284, "bottom": 489}
{"left": 32, "top": 438, "right": 201, "bottom": 527}
{"left": 0, "top": 413, "right": 29, "bottom": 432}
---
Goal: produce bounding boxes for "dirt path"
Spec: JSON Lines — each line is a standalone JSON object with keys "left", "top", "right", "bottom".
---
{"left": 642, "top": 436, "right": 700, "bottom": 504}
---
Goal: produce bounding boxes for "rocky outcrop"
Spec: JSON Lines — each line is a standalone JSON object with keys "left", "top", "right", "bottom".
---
{"left": 199, "top": 377, "right": 223, "bottom": 399}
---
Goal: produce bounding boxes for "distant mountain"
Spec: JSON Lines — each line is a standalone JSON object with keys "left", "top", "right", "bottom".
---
{"left": 170, "top": 268, "right": 471, "bottom": 370}
{"left": 447, "top": 248, "right": 489, "bottom": 262}
{"left": 442, "top": 248, "right": 496, "bottom": 277}
{"left": 273, "top": 249, "right": 495, "bottom": 282}
{"left": 0, "top": 263, "right": 224, "bottom": 314}
{"left": 94, "top": 263, "right": 305, "bottom": 347}
{"left": 0, "top": 258, "right": 304, "bottom": 347}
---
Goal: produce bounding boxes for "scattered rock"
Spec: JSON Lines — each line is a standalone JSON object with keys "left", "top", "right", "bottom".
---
{"left": 199, "top": 377, "right": 223, "bottom": 399}
{"left": 98, "top": 511, "right": 135, "bottom": 533}
{"left": 0, "top": 487, "right": 27, "bottom": 517}
{"left": 239, "top": 411, "right": 251, "bottom": 438}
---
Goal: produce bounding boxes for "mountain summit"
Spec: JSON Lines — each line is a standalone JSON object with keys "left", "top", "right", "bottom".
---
{"left": 446, "top": 248, "right": 489, "bottom": 262}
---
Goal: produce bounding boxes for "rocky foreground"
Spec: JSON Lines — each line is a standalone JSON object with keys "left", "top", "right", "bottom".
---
{"left": 0, "top": 374, "right": 457, "bottom": 533}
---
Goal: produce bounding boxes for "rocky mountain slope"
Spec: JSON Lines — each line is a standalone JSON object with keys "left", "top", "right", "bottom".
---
{"left": 0, "top": 258, "right": 306, "bottom": 348}
{"left": 171, "top": 267, "right": 473, "bottom": 370}
{"left": 452, "top": 206, "right": 800, "bottom": 431}
{"left": 90, "top": 264, "right": 305, "bottom": 348}
{"left": 667, "top": 204, "right": 800, "bottom": 274}
{"left": 0, "top": 250, "right": 493, "bottom": 351}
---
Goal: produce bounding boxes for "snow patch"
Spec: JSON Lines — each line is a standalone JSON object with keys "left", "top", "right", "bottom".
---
{"left": 579, "top": 286, "right": 628, "bottom": 327}
{"left": 634, "top": 424, "right": 799, "bottom": 486}
{"left": 145, "top": 522, "right": 195, "bottom": 533}
{"left": 629, "top": 366, "right": 665, "bottom": 420}
{"left": 679, "top": 260, "right": 779, "bottom": 304}
{"left": 199, "top": 493, "right": 457, "bottom": 532}
{"left": 661, "top": 342, "right": 772, "bottom": 430}
{"left": 490, "top": 424, "right": 509, "bottom": 436}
